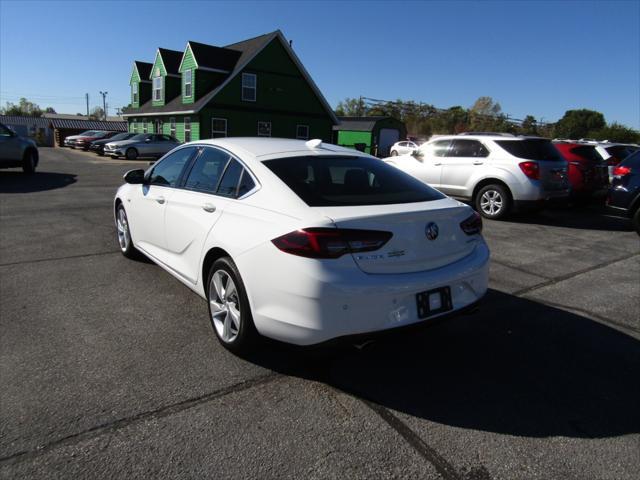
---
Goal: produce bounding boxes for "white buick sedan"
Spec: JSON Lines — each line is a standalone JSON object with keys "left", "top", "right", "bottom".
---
{"left": 114, "top": 138, "right": 489, "bottom": 353}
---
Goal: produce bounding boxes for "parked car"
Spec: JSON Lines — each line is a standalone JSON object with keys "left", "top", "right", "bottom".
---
{"left": 90, "top": 132, "right": 136, "bottom": 155}
{"left": 0, "top": 121, "right": 39, "bottom": 173}
{"left": 105, "top": 133, "right": 181, "bottom": 160}
{"left": 114, "top": 138, "right": 489, "bottom": 353}
{"left": 606, "top": 150, "right": 640, "bottom": 234}
{"left": 74, "top": 131, "right": 118, "bottom": 150}
{"left": 390, "top": 140, "right": 420, "bottom": 156}
{"left": 383, "top": 134, "right": 569, "bottom": 219}
{"left": 64, "top": 130, "right": 101, "bottom": 148}
{"left": 553, "top": 141, "right": 608, "bottom": 199}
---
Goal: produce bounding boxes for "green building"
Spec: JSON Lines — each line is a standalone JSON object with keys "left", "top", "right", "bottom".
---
{"left": 123, "top": 31, "right": 338, "bottom": 142}
{"left": 333, "top": 116, "right": 407, "bottom": 157}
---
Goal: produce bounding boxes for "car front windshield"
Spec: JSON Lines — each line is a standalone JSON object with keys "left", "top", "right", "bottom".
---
{"left": 264, "top": 155, "right": 445, "bottom": 207}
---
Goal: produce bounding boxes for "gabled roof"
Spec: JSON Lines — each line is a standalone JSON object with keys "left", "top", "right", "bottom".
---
{"left": 134, "top": 61, "right": 152, "bottom": 81}
{"left": 152, "top": 48, "right": 183, "bottom": 78}
{"left": 184, "top": 41, "right": 241, "bottom": 72}
{"left": 126, "top": 31, "right": 338, "bottom": 124}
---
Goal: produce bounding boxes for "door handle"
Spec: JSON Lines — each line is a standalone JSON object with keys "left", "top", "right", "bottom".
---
{"left": 473, "top": 161, "right": 484, "bottom": 165}
{"left": 202, "top": 203, "right": 217, "bottom": 213}
{"left": 154, "top": 196, "right": 165, "bottom": 204}
{"left": 433, "top": 162, "right": 442, "bottom": 166}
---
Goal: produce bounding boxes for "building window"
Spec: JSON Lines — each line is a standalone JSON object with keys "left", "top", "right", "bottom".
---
{"left": 241, "top": 73, "right": 256, "bottom": 102}
{"left": 184, "top": 117, "right": 191, "bottom": 142}
{"left": 153, "top": 76, "right": 162, "bottom": 101}
{"left": 257, "top": 121, "right": 271, "bottom": 137}
{"left": 296, "top": 125, "right": 309, "bottom": 140}
{"left": 184, "top": 69, "right": 192, "bottom": 98}
{"left": 170, "top": 117, "right": 176, "bottom": 137}
{"left": 211, "top": 118, "right": 227, "bottom": 138}
{"left": 143, "top": 121, "right": 148, "bottom": 133}
{"left": 132, "top": 119, "right": 137, "bottom": 133}
{"left": 132, "top": 82, "right": 138, "bottom": 104}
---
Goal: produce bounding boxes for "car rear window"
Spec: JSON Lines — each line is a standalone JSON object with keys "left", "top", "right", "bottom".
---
{"left": 264, "top": 155, "right": 445, "bottom": 207}
{"left": 570, "top": 145, "right": 601, "bottom": 162}
{"left": 620, "top": 150, "right": 640, "bottom": 170}
{"left": 606, "top": 145, "right": 636, "bottom": 160}
{"left": 495, "top": 139, "right": 562, "bottom": 161}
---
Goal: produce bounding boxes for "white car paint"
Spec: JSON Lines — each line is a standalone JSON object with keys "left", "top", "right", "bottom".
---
{"left": 114, "top": 138, "right": 489, "bottom": 346}
{"left": 389, "top": 140, "right": 419, "bottom": 156}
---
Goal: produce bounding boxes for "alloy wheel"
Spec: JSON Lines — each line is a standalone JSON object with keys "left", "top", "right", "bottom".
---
{"left": 209, "top": 270, "right": 241, "bottom": 343}
{"left": 480, "top": 190, "right": 503, "bottom": 216}
{"left": 116, "top": 208, "right": 130, "bottom": 251}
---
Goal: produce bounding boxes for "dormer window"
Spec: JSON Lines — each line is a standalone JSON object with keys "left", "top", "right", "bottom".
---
{"left": 153, "top": 76, "right": 162, "bottom": 101}
{"left": 184, "top": 69, "right": 192, "bottom": 97}
{"left": 132, "top": 82, "right": 138, "bottom": 104}
{"left": 241, "top": 73, "right": 256, "bottom": 102}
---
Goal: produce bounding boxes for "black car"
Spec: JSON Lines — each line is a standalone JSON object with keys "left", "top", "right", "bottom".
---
{"left": 90, "top": 132, "right": 136, "bottom": 155}
{"left": 607, "top": 150, "right": 640, "bottom": 234}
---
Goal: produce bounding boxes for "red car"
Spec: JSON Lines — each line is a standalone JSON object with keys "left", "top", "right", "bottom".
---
{"left": 73, "top": 131, "right": 118, "bottom": 150}
{"left": 553, "top": 142, "right": 608, "bottom": 198}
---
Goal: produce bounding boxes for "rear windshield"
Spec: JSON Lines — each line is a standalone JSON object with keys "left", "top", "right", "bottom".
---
{"left": 606, "top": 145, "right": 637, "bottom": 160}
{"left": 620, "top": 150, "right": 640, "bottom": 170}
{"left": 264, "top": 155, "right": 445, "bottom": 206}
{"left": 571, "top": 145, "right": 601, "bottom": 162}
{"left": 495, "top": 139, "right": 562, "bottom": 161}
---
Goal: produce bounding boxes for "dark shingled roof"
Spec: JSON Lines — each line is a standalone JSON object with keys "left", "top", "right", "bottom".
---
{"left": 333, "top": 116, "right": 390, "bottom": 132}
{"left": 188, "top": 41, "right": 241, "bottom": 72}
{"left": 157, "top": 48, "right": 183, "bottom": 75}
{"left": 135, "top": 61, "right": 152, "bottom": 80}
{"left": 0, "top": 115, "right": 52, "bottom": 128}
{"left": 48, "top": 118, "right": 127, "bottom": 131}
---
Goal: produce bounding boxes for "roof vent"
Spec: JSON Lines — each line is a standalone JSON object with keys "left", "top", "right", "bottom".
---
{"left": 306, "top": 139, "right": 323, "bottom": 149}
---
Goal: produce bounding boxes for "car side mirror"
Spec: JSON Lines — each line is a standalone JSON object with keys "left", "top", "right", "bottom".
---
{"left": 123, "top": 169, "right": 145, "bottom": 184}
{"left": 145, "top": 138, "right": 151, "bottom": 142}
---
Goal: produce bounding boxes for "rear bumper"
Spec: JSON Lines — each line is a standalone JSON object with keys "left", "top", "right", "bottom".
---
{"left": 605, "top": 203, "right": 631, "bottom": 218}
{"left": 242, "top": 241, "right": 490, "bottom": 346}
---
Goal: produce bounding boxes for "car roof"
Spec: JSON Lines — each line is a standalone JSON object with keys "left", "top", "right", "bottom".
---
{"left": 185, "top": 137, "right": 364, "bottom": 161}
{"left": 427, "top": 134, "right": 548, "bottom": 142}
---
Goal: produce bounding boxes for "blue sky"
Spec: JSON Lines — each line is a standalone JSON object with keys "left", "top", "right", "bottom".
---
{"left": 1, "top": 0, "right": 638, "bottom": 127}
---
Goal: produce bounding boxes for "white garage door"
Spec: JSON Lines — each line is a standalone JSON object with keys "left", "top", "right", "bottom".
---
{"left": 378, "top": 128, "right": 400, "bottom": 157}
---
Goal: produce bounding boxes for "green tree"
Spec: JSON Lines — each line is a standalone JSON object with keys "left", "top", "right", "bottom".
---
{"left": 88, "top": 106, "right": 105, "bottom": 121}
{"left": 0, "top": 97, "right": 44, "bottom": 117}
{"left": 469, "top": 96, "right": 504, "bottom": 132}
{"left": 335, "top": 97, "right": 367, "bottom": 116}
{"left": 553, "top": 109, "right": 606, "bottom": 139}
{"left": 588, "top": 122, "right": 640, "bottom": 143}
{"left": 520, "top": 115, "right": 539, "bottom": 135}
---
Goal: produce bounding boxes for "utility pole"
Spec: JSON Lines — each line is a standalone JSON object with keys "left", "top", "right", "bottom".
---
{"left": 85, "top": 93, "right": 89, "bottom": 117}
{"left": 99, "top": 91, "right": 108, "bottom": 120}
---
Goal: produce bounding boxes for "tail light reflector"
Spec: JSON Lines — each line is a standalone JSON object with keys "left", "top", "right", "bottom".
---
{"left": 272, "top": 228, "right": 393, "bottom": 259}
{"left": 519, "top": 161, "right": 540, "bottom": 180}
{"left": 460, "top": 211, "right": 483, "bottom": 235}
{"left": 612, "top": 165, "right": 631, "bottom": 177}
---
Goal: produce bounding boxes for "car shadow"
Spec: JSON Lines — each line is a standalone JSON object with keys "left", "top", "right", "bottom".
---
{"left": 0, "top": 171, "right": 77, "bottom": 193}
{"left": 242, "top": 289, "right": 640, "bottom": 439}
{"left": 508, "top": 200, "right": 633, "bottom": 232}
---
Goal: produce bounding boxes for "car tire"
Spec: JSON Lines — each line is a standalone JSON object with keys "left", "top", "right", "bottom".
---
{"left": 126, "top": 148, "right": 138, "bottom": 160}
{"left": 115, "top": 204, "right": 140, "bottom": 259}
{"left": 22, "top": 149, "right": 37, "bottom": 174}
{"left": 390, "top": 150, "right": 398, "bottom": 156}
{"left": 475, "top": 184, "right": 511, "bottom": 220}
{"left": 632, "top": 208, "right": 640, "bottom": 235}
{"left": 207, "top": 257, "right": 258, "bottom": 354}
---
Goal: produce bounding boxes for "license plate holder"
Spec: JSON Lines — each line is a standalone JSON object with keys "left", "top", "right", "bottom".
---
{"left": 416, "top": 286, "right": 453, "bottom": 319}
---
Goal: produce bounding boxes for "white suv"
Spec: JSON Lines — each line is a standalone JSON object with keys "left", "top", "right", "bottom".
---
{"left": 383, "top": 134, "right": 569, "bottom": 219}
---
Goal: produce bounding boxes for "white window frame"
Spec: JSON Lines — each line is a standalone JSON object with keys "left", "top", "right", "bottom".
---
{"left": 132, "top": 120, "right": 137, "bottom": 133}
{"left": 170, "top": 117, "right": 176, "bottom": 137}
{"left": 211, "top": 118, "right": 227, "bottom": 138}
{"left": 241, "top": 73, "right": 256, "bottom": 102}
{"left": 296, "top": 124, "right": 309, "bottom": 140}
{"left": 153, "top": 76, "right": 163, "bottom": 102}
{"left": 257, "top": 121, "right": 271, "bottom": 137}
{"left": 184, "top": 69, "right": 192, "bottom": 98}
{"left": 184, "top": 117, "right": 191, "bottom": 142}
{"left": 143, "top": 122, "right": 148, "bottom": 133}
{"left": 132, "top": 82, "right": 138, "bottom": 104}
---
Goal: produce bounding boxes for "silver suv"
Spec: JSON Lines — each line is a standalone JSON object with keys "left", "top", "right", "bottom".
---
{"left": 384, "top": 133, "right": 569, "bottom": 219}
{"left": 0, "top": 122, "right": 39, "bottom": 173}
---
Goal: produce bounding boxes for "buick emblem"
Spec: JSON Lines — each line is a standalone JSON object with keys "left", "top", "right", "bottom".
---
{"left": 425, "top": 222, "right": 439, "bottom": 241}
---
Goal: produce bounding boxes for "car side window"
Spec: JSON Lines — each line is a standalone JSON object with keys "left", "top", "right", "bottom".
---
{"left": 449, "top": 140, "right": 490, "bottom": 158}
{"left": 0, "top": 124, "right": 13, "bottom": 137}
{"left": 237, "top": 170, "right": 256, "bottom": 197}
{"left": 216, "top": 159, "right": 244, "bottom": 197}
{"left": 148, "top": 147, "right": 196, "bottom": 187}
{"left": 428, "top": 140, "right": 451, "bottom": 158}
{"left": 184, "top": 147, "right": 231, "bottom": 194}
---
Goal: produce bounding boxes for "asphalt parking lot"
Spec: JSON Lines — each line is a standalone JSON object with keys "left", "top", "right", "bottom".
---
{"left": 1, "top": 147, "right": 639, "bottom": 479}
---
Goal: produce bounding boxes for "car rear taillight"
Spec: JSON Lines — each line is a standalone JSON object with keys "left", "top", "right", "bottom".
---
{"left": 519, "top": 161, "right": 540, "bottom": 180}
{"left": 612, "top": 165, "right": 631, "bottom": 177}
{"left": 271, "top": 228, "right": 392, "bottom": 259}
{"left": 460, "top": 211, "right": 483, "bottom": 235}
